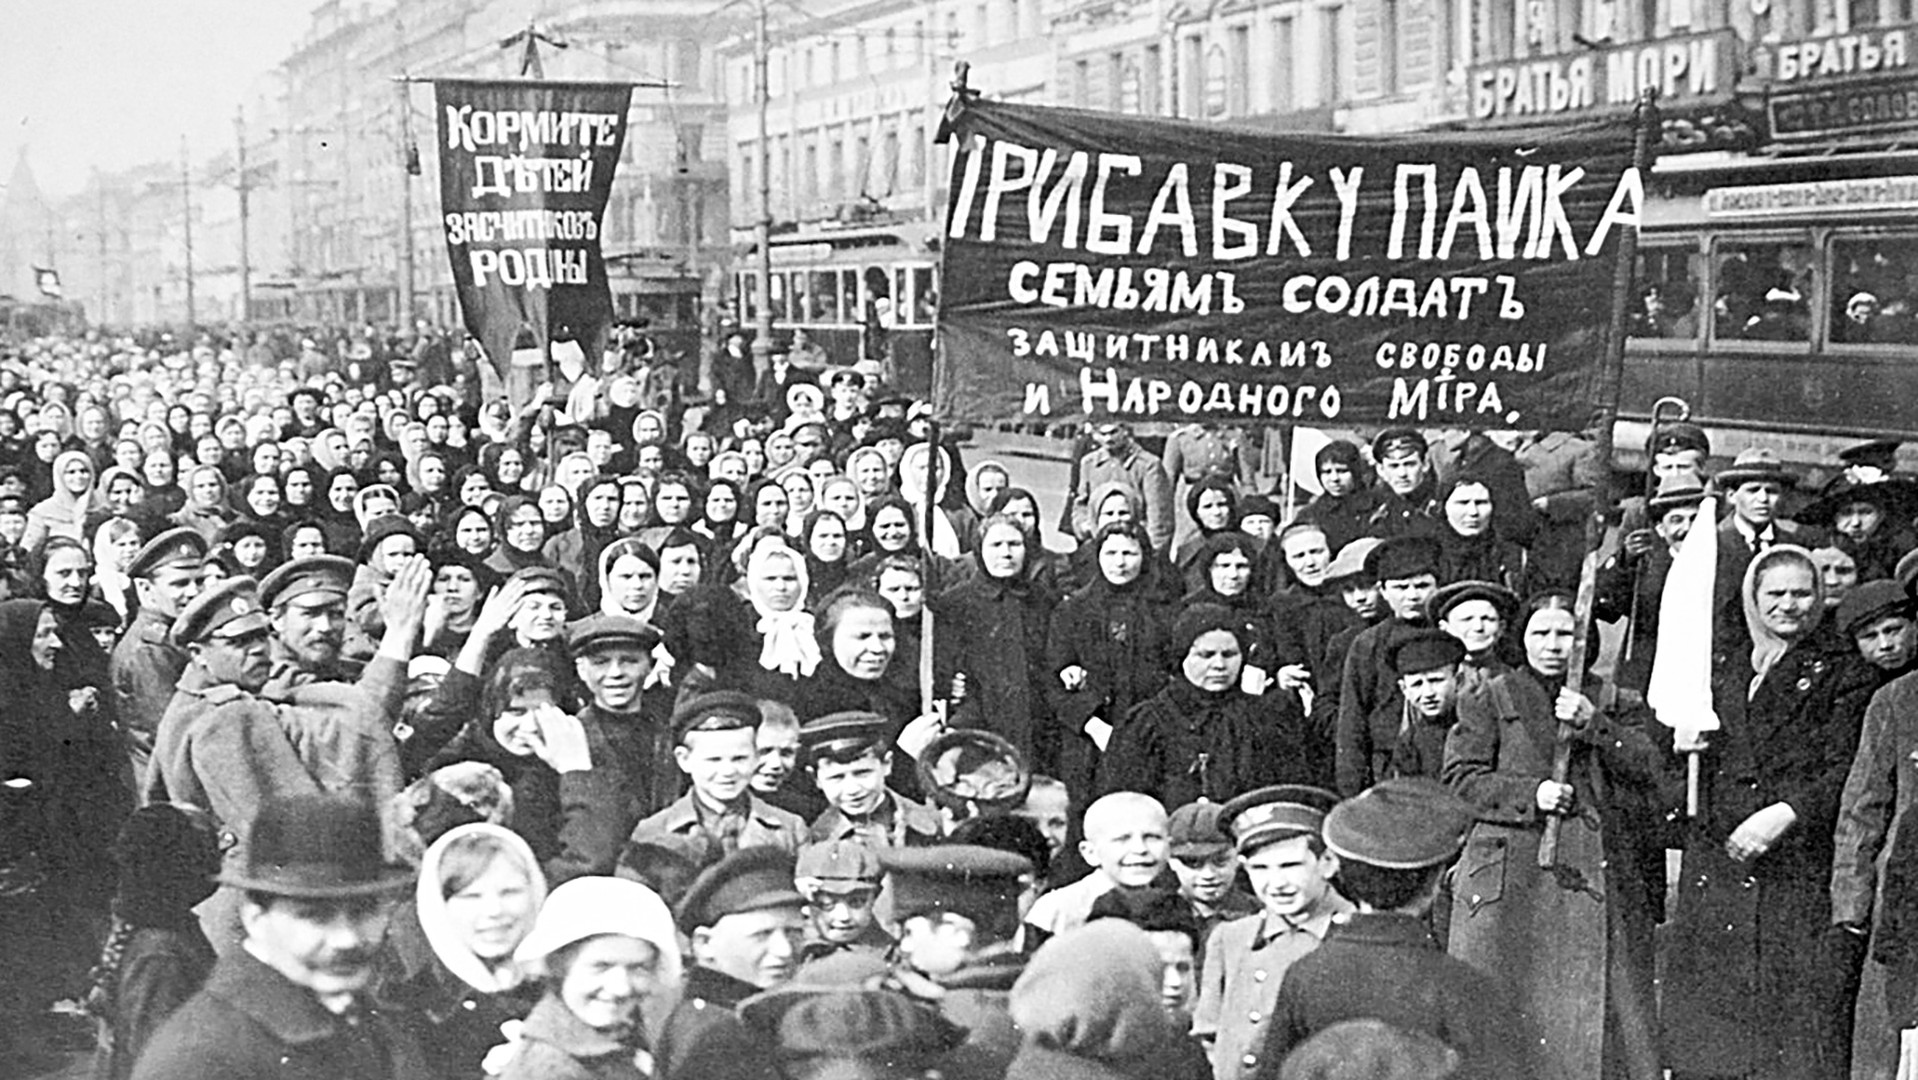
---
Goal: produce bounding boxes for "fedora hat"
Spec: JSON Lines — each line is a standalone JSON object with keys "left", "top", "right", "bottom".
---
{"left": 1715, "top": 447, "right": 1794, "bottom": 491}
{"left": 1646, "top": 469, "right": 1709, "bottom": 516}
{"left": 220, "top": 793, "right": 414, "bottom": 899}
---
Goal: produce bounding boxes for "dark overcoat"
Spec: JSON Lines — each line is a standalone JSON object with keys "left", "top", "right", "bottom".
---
{"left": 1662, "top": 625, "right": 1877, "bottom": 1079}
{"left": 1443, "top": 666, "right": 1664, "bottom": 1080}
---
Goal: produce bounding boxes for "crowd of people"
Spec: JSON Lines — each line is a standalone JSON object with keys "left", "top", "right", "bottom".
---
{"left": 3, "top": 322, "right": 1918, "bottom": 1080}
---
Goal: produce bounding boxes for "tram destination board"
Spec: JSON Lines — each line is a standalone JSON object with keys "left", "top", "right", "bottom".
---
{"left": 1769, "top": 73, "right": 1918, "bottom": 140}
{"left": 934, "top": 98, "right": 1644, "bottom": 430}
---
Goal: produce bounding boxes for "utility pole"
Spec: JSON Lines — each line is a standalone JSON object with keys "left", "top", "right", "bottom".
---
{"left": 397, "top": 79, "right": 416, "bottom": 325}
{"left": 752, "top": 0, "right": 774, "bottom": 370}
{"left": 235, "top": 107, "right": 252, "bottom": 323}
{"left": 180, "top": 136, "right": 196, "bottom": 332}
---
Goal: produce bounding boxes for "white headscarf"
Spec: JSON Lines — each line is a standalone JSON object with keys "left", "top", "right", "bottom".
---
{"left": 745, "top": 538, "right": 819, "bottom": 678}
{"left": 1741, "top": 544, "right": 1824, "bottom": 700}
{"left": 416, "top": 823, "right": 549, "bottom": 994}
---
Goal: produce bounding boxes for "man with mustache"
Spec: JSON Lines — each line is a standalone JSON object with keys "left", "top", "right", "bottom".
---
{"left": 131, "top": 793, "right": 426, "bottom": 1080}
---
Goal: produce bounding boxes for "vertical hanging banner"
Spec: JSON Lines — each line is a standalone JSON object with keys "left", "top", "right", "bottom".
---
{"left": 935, "top": 100, "right": 1645, "bottom": 429}
{"left": 435, "top": 79, "right": 633, "bottom": 399}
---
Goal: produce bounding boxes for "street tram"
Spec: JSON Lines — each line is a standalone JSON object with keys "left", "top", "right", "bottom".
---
{"left": 734, "top": 219, "right": 939, "bottom": 395}
{"left": 1618, "top": 154, "right": 1918, "bottom": 473}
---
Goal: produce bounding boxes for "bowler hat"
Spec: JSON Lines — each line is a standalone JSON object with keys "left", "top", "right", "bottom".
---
{"left": 219, "top": 793, "right": 413, "bottom": 898}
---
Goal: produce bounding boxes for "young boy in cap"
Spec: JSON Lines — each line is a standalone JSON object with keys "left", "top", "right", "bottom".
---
{"left": 1167, "top": 799, "right": 1259, "bottom": 950}
{"left": 802, "top": 710, "right": 942, "bottom": 849}
{"left": 882, "top": 844, "right": 1035, "bottom": 1080}
{"left": 659, "top": 847, "right": 808, "bottom": 1080}
{"left": 1253, "top": 778, "right": 1523, "bottom": 1080}
{"left": 1335, "top": 535, "right": 1442, "bottom": 796}
{"left": 625, "top": 690, "right": 807, "bottom": 872}
{"left": 1194, "top": 785, "right": 1351, "bottom": 1080}
{"left": 793, "top": 838, "right": 894, "bottom": 962}
{"left": 1022, "top": 791, "right": 1172, "bottom": 947}
{"left": 1381, "top": 630, "right": 1468, "bottom": 782}
{"left": 567, "top": 612, "right": 678, "bottom": 820}
{"left": 1836, "top": 579, "right": 1918, "bottom": 679}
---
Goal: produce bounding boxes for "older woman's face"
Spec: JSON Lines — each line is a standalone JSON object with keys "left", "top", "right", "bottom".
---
{"left": 1208, "top": 549, "right": 1253, "bottom": 597}
{"left": 751, "top": 552, "right": 803, "bottom": 612}
{"left": 557, "top": 934, "right": 661, "bottom": 1035}
{"left": 190, "top": 469, "right": 223, "bottom": 508}
{"left": 754, "top": 485, "right": 789, "bottom": 528}
{"left": 284, "top": 469, "right": 313, "bottom": 506}
{"left": 831, "top": 604, "right": 895, "bottom": 680}
{"left": 506, "top": 506, "right": 546, "bottom": 552}
{"left": 1523, "top": 607, "right": 1578, "bottom": 675}
{"left": 809, "top": 516, "right": 848, "bottom": 562}
{"left": 1183, "top": 629, "right": 1243, "bottom": 691}
{"left": 59, "top": 456, "right": 93, "bottom": 495}
{"left": 654, "top": 483, "right": 692, "bottom": 524}
{"left": 1099, "top": 534, "right": 1145, "bottom": 586}
{"left": 538, "top": 487, "right": 572, "bottom": 523}
{"left": 980, "top": 523, "right": 1027, "bottom": 578}
{"left": 29, "top": 609, "right": 62, "bottom": 671}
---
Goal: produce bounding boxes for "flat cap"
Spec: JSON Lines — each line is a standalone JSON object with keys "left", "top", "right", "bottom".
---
{"left": 507, "top": 565, "right": 571, "bottom": 600}
{"left": 259, "top": 554, "right": 354, "bottom": 610}
{"left": 566, "top": 613, "right": 662, "bottom": 655}
{"left": 1167, "top": 801, "right": 1233, "bottom": 858}
{"left": 1425, "top": 581, "right": 1520, "bottom": 627}
{"left": 1219, "top": 785, "right": 1338, "bottom": 854}
{"left": 1364, "top": 535, "right": 1442, "bottom": 583}
{"left": 794, "top": 839, "right": 883, "bottom": 895}
{"left": 1370, "top": 427, "right": 1427, "bottom": 461}
{"left": 1384, "top": 629, "right": 1468, "bottom": 676}
{"left": 1836, "top": 579, "right": 1914, "bottom": 638}
{"left": 674, "top": 846, "right": 805, "bottom": 932}
{"left": 672, "top": 689, "right": 764, "bottom": 742}
{"left": 1322, "top": 778, "right": 1475, "bottom": 870}
{"left": 171, "top": 575, "right": 270, "bottom": 646}
{"left": 880, "top": 845, "right": 1032, "bottom": 935}
{"left": 128, "top": 526, "right": 208, "bottom": 579}
{"left": 800, "top": 711, "right": 892, "bottom": 755}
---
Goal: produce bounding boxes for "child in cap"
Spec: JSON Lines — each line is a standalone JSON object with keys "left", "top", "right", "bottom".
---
{"left": 793, "top": 839, "right": 894, "bottom": 963}
{"left": 625, "top": 691, "right": 808, "bottom": 873}
{"left": 1256, "top": 779, "right": 1523, "bottom": 1080}
{"left": 1194, "top": 785, "right": 1352, "bottom": 1080}
{"left": 1166, "top": 799, "right": 1259, "bottom": 952}
{"left": 1022, "top": 791, "right": 1173, "bottom": 949}
{"left": 801, "top": 711, "right": 942, "bottom": 849}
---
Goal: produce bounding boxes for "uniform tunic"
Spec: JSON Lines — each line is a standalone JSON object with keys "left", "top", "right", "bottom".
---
{"left": 109, "top": 608, "right": 188, "bottom": 779}
{"left": 1193, "top": 901, "right": 1352, "bottom": 1080}
{"left": 655, "top": 965, "right": 780, "bottom": 1080}
{"left": 625, "top": 790, "right": 806, "bottom": 872}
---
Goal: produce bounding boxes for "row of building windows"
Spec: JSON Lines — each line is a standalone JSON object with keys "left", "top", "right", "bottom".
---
{"left": 733, "top": 122, "right": 932, "bottom": 219}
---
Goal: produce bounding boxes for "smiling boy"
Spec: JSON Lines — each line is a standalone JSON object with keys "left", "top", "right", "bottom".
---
{"left": 1192, "top": 785, "right": 1351, "bottom": 1080}
{"left": 624, "top": 691, "right": 807, "bottom": 872}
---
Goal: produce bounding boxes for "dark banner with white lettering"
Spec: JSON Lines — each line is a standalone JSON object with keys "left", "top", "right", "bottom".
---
{"left": 435, "top": 80, "right": 632, "bottom": 400}
{"left": 934, "top": 99, "right": 1644, "bottom": 429}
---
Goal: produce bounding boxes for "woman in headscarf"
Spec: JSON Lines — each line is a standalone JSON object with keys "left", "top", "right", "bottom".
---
{"left": 490, "top": 495, "right": 562, "bottom": 580}
{"left": 1181, "top": 532, "right": 1280, "bottom": 690}
{"left": 1065, "top": 481, "right": 1149, "bottom": 596}
{"left": 1098, "top": 602, "right": 1311, "bottom": 806}
{"left": 899, "top": 441, "right": 964, "bottom": 559}
{"left": 365, "top": 448, "right": 409, "bottom": 493}
{"left": 90, "top": 516, "right": 143, "bottom": 625}
{"left": 1435, "top": 472, "right": 1528, "bottom": 592}
{"left": 536, "top": 483, "right": 577, "bottom": 541}
{"left": 1294, "top": 439, "right": 1383, "bottom": 556}
{"left": 744, "top": 477, "right": 790, "bottom": 538}
{"left": 316, "top": 466, "right": 363, "bottom": 555}
{"left": 800, "top": 508, "right": 852, "bottom": 607}
{"left": 0, "top": 597, "right": 125, "bottom": 1001}
{"left": 498, "top": 877, "right": 683, "bottom": 1080}
{"left": 1444, "top": 591, "right": 1667, "bottom": 1080}
{"left": 169, "top": 464, "right": 232, "bottom": 544}
{"left": 23, "top": 449, "right": 97, "bottom": 553}
{"left": 987, "top": 486, "right": 1069, "bottom": 594}
{"left": 383, "top": 823, "right": 549, "bottom": 1080}
{"left": 22, "top": 429, "right": 61, "bottom": 505}
{"left": 693, "top": 478, "right": 744, "bottom": 551}
{"left": 480, "top": 442, "right": 533, "bottom": 496}
{"left": 637, "top": 474, "right": 699, "bottom": 555}
{"left": 935, "top": 514, "right": 1060, "bottom": 773}
{"left": 816, "top": 474, "right": 865, "bottom": 540}
{"left": 1172, "top": 476, "right": 1241, "bottom": 591}
{"left": 958, "top": 460, "right": 1012, "bottom": 551}
{"left": 450, "top": 464, "right": 493, "bottom": 511}
{"left": 660, "top": 534, "right": 817, "bottom": 703}
{"left": 846, "top": 444, "right": 893, "bottom": 505}
{"left": 309, "top": 427, "right": 349, "bottom": 473}
{"left": 231, "top": 472, "right": 287, "bottom": 539}
{"left": 1663, "top": 545, "right": 1879, "bottom": 1080}
{"left": 447, "top": 504, "right": 501, "bottom": 563}
{"left": 280, "top": 463, "right": 319, "bottom": 519}
{"left": 1046, "top": 520, "right": 1171, "bottom": 801}
{"left": 546, "top": 477, "right": 622, "bottom": 612}
{"left": 597, "top": 538, "right": 664, "bottom": 626}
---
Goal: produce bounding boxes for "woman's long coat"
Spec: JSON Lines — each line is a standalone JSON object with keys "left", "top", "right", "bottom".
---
{"left": 1443, "top": 666, "right": 1666, "bottom": 1080}
{"left": 1045, "top": 578, "right": 1170, "bottom": 799}
{"left": 1661, "top": 626, "right": 1877, "bottom": 1080}
{"left": 935, "top": 573, "right": 1057, "bottom": 769}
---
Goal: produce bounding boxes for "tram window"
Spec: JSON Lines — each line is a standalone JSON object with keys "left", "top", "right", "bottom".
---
{"left": 1713, "top": 240, "right": 1816, "bottom": 343}
{"left": 769, "top": 272, "right": 790, "bottom": 321}
{"left": 1829, "top": 235, "right": 1918, "bottom": 346}
{"left": 809, "top": 271, "right": 838, "bottom": 321}
{"left": 913, "top": 267, "right": 937, "bottom": 323}
{"left": 1628, "top": 247, "right": 1703, "bottom": 340}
